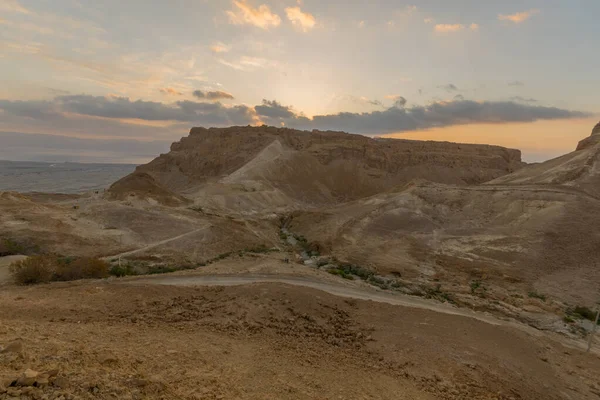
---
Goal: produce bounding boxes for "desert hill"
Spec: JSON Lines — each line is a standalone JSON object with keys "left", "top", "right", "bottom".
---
{"left": 2, "top": 123, "right": 600, "bottom": 322}
{"left": 287, "top": 123, "right": 600, "bottom": 306}
{"left": 108, "top": 126, "right": 524, "bottom": 212}
{"left": 488, "top": 121, "right": 600, "bottom": 198}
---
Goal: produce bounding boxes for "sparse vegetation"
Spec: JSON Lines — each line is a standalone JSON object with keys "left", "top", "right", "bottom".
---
{"left": 55, "top": 257, "right": 109, "bottom": 281}
{"left": 9, "top": 255, "right": 56, "bottom": 285}
{"left": 327, "top": 268, "right": 354, "bottom": 280}
{"left": 470, "top": 280, "right": 487, "bottom": 297}
{"left": 0, "top": 238, "right": 26, "bottom": 256}
{"left": 423, "top": 283, "right": 456, "bottom": 304}
{"left": 563, "top": 315, "right": 575, "bottom": 324}
{"left": 109, "top": 263, "right": 138, "bottom": 277}
{"left": 527, "top": 291, "right": 547, "bottom": 301}
{"left": 569, "top": 306, "right": 600, "bottom": 324}
{"left": 10, "top": 255, "right": 111, "bottom": 285}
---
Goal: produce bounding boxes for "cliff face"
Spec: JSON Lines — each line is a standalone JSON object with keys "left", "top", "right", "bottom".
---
{"left": 109, "top": 126, "right": 524, "bottom": 206}
{"left": 576, "top": 121, "right": 600, "bottom": 150}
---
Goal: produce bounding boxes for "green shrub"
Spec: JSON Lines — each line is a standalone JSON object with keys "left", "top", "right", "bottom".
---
{"left": 337, "top": 263, "right": 374, "bottom": 280}
{"left": 571, "top": 306, "right": 599, "bottom": 323}
{"left": 9, "top": 256, "right": 57, "bottom": 285}
{"left": 0, "top": 238, "right": 25, "bottom": 256}
{"left": 147, "top": 265, "right": 177, "bottom": 275}
{"left": 109, "top": 264, "right": 138, "bottom": 277}
{"left": 328, "top": 269, "right": 354, "bottom": 280}
{"left": 528, "top": 291, "right": 546, "bottom": 301}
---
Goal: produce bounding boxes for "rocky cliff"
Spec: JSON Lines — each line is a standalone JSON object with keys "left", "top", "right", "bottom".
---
{"left": 109, "top": 126, "right": 524, "bottom": 207}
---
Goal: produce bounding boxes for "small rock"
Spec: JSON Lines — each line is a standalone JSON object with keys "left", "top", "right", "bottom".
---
{"left": 44, "top": 370, "right": 59, "bottom": 379}
{"left": 52, "top": 377, "right": 69, "bottom": 389}
{"left": 17, "top": 369, "right": 39, "bottom": 386}
{"left": 0, "top": 341, "right": 23, "bottom": 354}
{"left": 130, "top": 378, "right": 148, "bottom": 387}
{"left": 6, "top": 386, "right": 21, "bottom": 396}
{"left": 97, "top": 353, "right": 118, "bottom": 365}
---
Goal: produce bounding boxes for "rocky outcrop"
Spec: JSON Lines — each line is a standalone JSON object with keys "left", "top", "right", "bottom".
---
{"left": 109, "top": 126, "right": 524, "bottom": 206}
{"left": 576, "top": 121, "right": 600, "bottom": 150}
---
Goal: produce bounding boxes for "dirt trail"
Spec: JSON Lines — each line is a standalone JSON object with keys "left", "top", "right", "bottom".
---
{"left": 102, "top": 225, "right": 209, "bottom": 260}
{"left": 127, "top": 273, "right": 599, "bottom": 355}
{"left": 434, "top": 183, "right": 600, "bottom": 201}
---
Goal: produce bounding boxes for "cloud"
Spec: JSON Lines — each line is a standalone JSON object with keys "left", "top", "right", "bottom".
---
{"left": 193, "top": 90, "right": 235, "bottom": 101}
{"left": 284, "top": 99, "right": 590, "bottom": 134}
{"left": 159, "top": 88, "right": 183, "bottom": 96}
{"left": 0, "top": 0, "right": 30, "bottom": 14}
{"left": 0, "top": 95, "right": 255, "bottom": 127}
{"left": 218, "top": 56, "right": 277, "bottom": 71}
{"left": 385, "top": 95, "right": 407, "bottom": 108}
{"left": 499, "top": 9, "right": 539, "bottom": 24}
{"left": 358, "top": 20, "right": 365, "bottom": 28}
{"left": 510, "top": 96, "right": 537, "bottom": 103}
{"left": 285, "top": 6, "right": 316, "bottom": 32}
{"left": 210, "top": 42, "right": 230, "bottom": 53}
{"left": 226, "top": 0, "right": 281, "bottom": 29}
{"left": 424, "top": 18, "right": 434, "bottom": 24}
{"left": 254, "top": 99, "right": 296, "bottom": 119}
{"left": 469, "top": 23, "right": 479, "bottom": 31}
{"left": 434, "top": 24, "right": 464, "bottom": 33}
{"left": 0, "top": 95, "right": 590, "bottom": 141}
{"left": 438, "top": 84, "right": 459, "bottom": 92}
{"left": 508, "top": 80, "right": 525, "bottom": 87}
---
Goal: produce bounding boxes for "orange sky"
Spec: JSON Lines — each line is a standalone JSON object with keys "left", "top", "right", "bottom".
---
{"left": 382, "top": 117, "right": 598, "bottom": 162}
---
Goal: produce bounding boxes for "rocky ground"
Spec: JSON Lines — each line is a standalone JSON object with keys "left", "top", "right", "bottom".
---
{"left": 1, "top": 269, "right": 600, "bottom": 400}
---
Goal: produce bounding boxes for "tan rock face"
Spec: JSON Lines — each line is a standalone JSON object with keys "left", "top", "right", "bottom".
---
{"left": 109, "top": 126, "right": 524, "bottom": 207}
{"left": 576, "top": 121, "right": 600, "bottom": 150}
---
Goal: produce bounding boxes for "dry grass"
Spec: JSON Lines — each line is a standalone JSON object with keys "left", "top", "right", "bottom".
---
{"left": 55, "top": 257, "right": 109, "bottom": 281}
{"left": 9, "top": 256, "right": 109, "bottom": 285}
{"left": 9, "top": 255, "right": 57, "bottom": 285}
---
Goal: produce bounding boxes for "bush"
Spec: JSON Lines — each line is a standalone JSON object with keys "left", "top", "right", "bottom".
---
{"left": 0, "top": 238, "right": 25, "bottom": 256}
{"left": 9, "top": 256, "right": 57, "bottom": 285}
{"left": 528, "top": 291, "right": 546, "bottom": 301}
{"left": 328, "top": 268, "right": 354, "bottom": 280}
{"left": 55, "top": 257, "right": 109, "bottom": 281}
{"left": 110, "top": 264, "right": 138, "bottom": 277}
{"left": 571, "top": 306, "right": 599, "bottom": 323}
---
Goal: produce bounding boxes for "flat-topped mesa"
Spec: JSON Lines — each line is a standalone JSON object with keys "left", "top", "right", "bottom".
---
{"left": 109, "top": 126, "right": 524, "bottom": 206}
{"left": 576, "top": 121, "right": 600, "bottom": 150}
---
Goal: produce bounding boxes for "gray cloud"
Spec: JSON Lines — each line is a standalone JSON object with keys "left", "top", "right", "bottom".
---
{"left": 0, "top": 95, "right": 253, "bottom": 127}
{"left": 284, "top": 99, "right": 590, "bottom": 134}
{"left": 193, "top": 90, "right": 235, "bottom": 101}
{"left": 438, "top": 84, "right": 459, "bottom": 92}
{"left": 254, "top": 99, "right": 296, "bottom": 119}
{"left": 0, "top": 95, "right": 591, "bottom": 142}
{"left": 510, "top": 96, "right": 537, "bottom": 103}
{"left": 508, "top": 81, "right": 525, "bottom": 87}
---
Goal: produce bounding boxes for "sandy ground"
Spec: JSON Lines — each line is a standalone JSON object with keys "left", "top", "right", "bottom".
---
{"left": 1, "top": 272, "right": 599, "bottom": 400}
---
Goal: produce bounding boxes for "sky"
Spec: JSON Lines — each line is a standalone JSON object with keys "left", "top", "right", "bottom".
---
{"left": 0, "top": 0, "right": 598, "bottom": 163}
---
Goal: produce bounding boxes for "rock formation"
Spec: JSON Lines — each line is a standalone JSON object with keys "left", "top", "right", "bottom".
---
{"left": 576, "top": 121, "right": 600, "bottom": 150}
{"left": 109, "top": 126, "right": 524, "bottom": 207}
